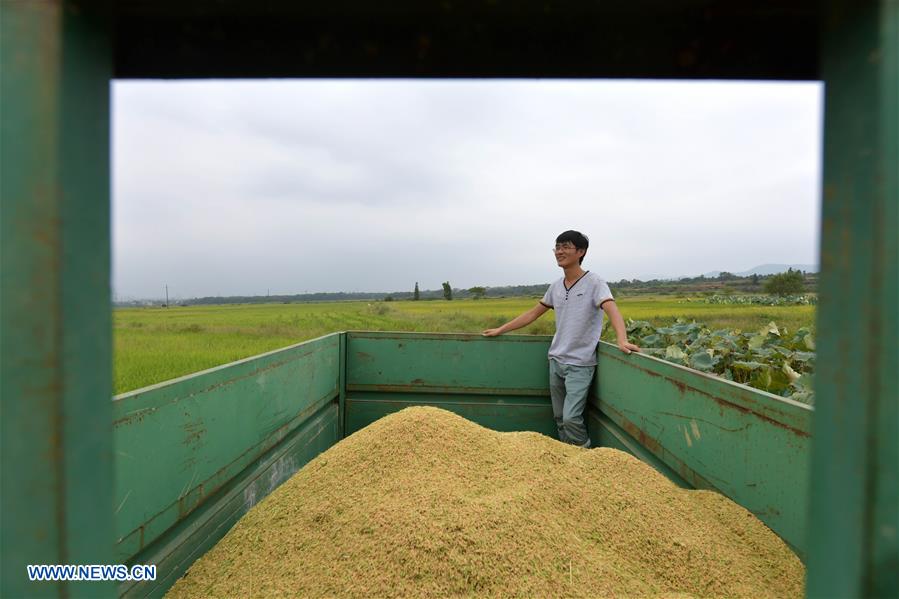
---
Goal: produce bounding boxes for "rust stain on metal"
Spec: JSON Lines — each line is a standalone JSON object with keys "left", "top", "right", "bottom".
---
{"left": 410, "top": 378, "right": 425, "bottom": 385}
{"left": 752, "top": 506, "right": 783, "bottom": 518}
{"left": 178, "top": 482, "right": 207, "bottom": 518}
{"left": 355, "top": 351, "right": 374, "bottom": 362}
{"left": 197, "top": 354, "right": 313, "bottom": 395}
{"left": 182, "top": 419, "right": 206, "bottom": 446}
{"left": 113, "top": 411, "right": 147, "bottom": 427}
{"left": 711, "top": 396, "right": 809, "bottom": 438}
{"left": 636, "top": 428, "right": 662, "bottom": 454}
{"left": 606, "top": 406, "right": 661, "bottom": 454}
{"left": 657, "top": 412, "right": 750, "bottom": 434}
{"left": 612, "top": 359, "right": 662, "bottom": 379}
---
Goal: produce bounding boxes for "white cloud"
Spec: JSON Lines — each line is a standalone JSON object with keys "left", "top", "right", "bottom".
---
{"left": 112, "top": 79, "right": 822, "bottom": 299}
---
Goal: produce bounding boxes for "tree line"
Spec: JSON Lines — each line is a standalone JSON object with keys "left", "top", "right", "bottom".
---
{"left": 116, "top": 271, "right": 815, "bottom": 307}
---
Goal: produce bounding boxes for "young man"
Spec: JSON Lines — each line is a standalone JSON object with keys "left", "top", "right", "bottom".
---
{"left": 482, "top": 230, "right": 640, "bottom": 448}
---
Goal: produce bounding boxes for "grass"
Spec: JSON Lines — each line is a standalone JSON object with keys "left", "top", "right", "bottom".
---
{"left": 114, "top": 296, "right": 815, "bottom": 394}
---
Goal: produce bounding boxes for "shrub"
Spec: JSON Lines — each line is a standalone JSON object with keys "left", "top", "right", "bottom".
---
{"left": 765, "top": 269, "right": 805, "bottom": 296}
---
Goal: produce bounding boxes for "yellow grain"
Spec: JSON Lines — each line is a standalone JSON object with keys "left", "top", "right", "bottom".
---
{"left": 167, "top": 407, "right": 804, "bottom": 598}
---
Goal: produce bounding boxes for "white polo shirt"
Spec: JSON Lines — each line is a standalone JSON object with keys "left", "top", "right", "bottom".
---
{"left": 540, "top": 271, "right": 614, "bottom": 366}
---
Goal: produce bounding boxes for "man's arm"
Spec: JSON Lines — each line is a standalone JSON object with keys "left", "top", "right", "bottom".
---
{"left": 601, "top": 300, "right": 640, "bottom": 354}
{"left": 482, "top": 302, "right": 549, "bottom": 337}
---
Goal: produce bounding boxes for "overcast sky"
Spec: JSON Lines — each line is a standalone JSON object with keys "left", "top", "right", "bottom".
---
{"left": 112, "top": 79, "right": 822, "bottom": 300}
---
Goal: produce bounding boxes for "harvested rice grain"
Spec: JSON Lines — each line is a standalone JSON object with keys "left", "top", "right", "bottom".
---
{"left": 167, "top": 406, "right": 804, "bottom": 598}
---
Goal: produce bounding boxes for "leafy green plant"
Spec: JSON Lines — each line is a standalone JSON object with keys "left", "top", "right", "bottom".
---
{"left": 623, "top": 318, "right": 815, "bottom": 405}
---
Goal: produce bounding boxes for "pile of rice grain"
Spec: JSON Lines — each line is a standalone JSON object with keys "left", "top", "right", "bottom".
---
{"left": 167, "top": 407, "right": 804, "bottom": 598}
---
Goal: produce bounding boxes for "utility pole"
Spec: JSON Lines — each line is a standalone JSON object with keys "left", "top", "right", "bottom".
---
{"left": 165, "top": 284, "right": 169, "bottom": 308}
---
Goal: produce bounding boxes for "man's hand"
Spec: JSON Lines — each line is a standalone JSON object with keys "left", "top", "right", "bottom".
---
{"left": 482, "top": 303, "right": 547, "bottom": 338}
{"left": 617, "top": 340, "right": 641, "bottom": 354}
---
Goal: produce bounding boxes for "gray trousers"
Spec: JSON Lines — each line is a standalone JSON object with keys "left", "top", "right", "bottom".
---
{"left": 548, "top": 359, "right": 595, "bottom": 447}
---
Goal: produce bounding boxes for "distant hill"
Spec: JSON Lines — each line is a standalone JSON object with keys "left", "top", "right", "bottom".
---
{"left": 702, "top": 264, "right": 818, "bottom": 278}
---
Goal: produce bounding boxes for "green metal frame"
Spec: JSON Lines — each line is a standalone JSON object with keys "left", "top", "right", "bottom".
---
{"left": 1, "top": 3, "right": 115, "bottom": 598}
{"left": 808, "top": 2, "right": 899, "bottom": 596}
{"left": 2, "top": 1, "right": 896, "bottom": 597}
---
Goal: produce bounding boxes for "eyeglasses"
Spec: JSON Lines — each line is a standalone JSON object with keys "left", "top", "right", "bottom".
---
{"left": 553, "top": 244, "right": 577, "bottom": 252}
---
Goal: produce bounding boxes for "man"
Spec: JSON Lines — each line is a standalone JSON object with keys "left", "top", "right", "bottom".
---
{"left": 482, "top": 230, "right": 640, "bottom": 447}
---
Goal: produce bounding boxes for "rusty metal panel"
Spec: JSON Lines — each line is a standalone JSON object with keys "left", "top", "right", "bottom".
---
{"left": 119, "top": 403, "right": 338, "bottom": 598}
{"left": 112, "top": 334, "right": 340, "bottom": 563}
{"left": 346, "top": 331, "right": 552, "bottom": 395}
{"left": 0, "top": 2, "right": 114, "bottom": 597}
{"left": 595, "top": 341, "right": 812, "bottom": 556}
{"left": 809, "top": 1, "right": 899, "bottom": 596}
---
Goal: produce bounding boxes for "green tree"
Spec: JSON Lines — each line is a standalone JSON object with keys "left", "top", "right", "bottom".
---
{"left": 413, "top": 282, "right": 420, "bottom": 301}
{"left": 442, "top": 281, "right": 453, "bottom": 301}
{"left": 764, "top": 268, "right": 805, "bottom": 296}
{"left": 469, "top": 286, "right": 486, "bottom": 300}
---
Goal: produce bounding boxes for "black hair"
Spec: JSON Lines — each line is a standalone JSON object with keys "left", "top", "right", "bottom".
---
{"left": 556, "top": 230, "right": 589, "bottom": 264}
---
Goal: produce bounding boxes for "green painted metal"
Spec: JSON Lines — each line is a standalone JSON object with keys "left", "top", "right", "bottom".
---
{"left": 809, "top": 1, "right": 899, "bottom": 596}
{"left": 595, "top": 341, "right": 812, "bottom": 556}
{"left": 113, "top": 334, "right": 339, "bottom": 564}
{"left": 338, "top": 332, "right": 348, "bottom": 438}
{"left": 346, "top": 331, "right": 552, "bottom": 396}
{"left": 0, "top": 2, "right": 114, "bottom": 597}
{"left": 5, "top": 2, "right": 897, "bottom": 597}
{"left": 345, "top": 391, "right": 557, "bottom": 438}
{"left": 345, "top": 331, "right": 558, "bottom": 437}
{"left": 119, "top": 403, "right": 338, "bottom": 598}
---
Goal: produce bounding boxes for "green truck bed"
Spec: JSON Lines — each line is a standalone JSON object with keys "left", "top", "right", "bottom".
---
{"left": 113, "top": 331, "right": 811, "bottom": 597}
{"left": 3, "top": 3, "right": 895, "bottom": 596}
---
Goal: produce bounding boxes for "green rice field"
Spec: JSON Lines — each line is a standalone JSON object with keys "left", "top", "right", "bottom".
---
{"left": 114, "top": 296, "right": 816, "bottom": 394}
